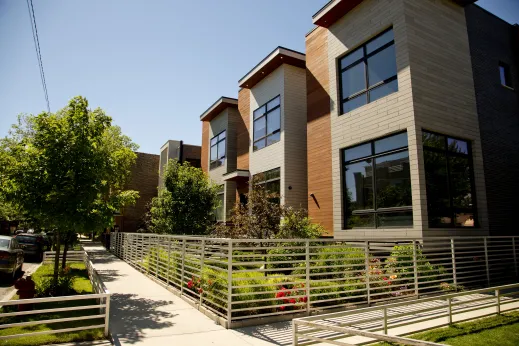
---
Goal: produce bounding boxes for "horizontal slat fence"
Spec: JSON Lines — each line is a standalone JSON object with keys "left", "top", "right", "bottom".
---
{"left": 110, "top": 233, "right": 519, "bottom": 328}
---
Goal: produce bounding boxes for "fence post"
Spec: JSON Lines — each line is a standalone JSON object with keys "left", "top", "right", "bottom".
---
{"left": 496, "top": 289, "right": 501, "bottom": 315}
{"left": 180, "top": 238, "right": 187, "bottom": 295}
{"left": 447, "top": 297, "right": 452, "bottom": 324}
{"left": 200, "top": 239, "right": 205, "bottom": 307}
{"left": 382, "top": 307, "right": 388, "bottom": 334}
{"left": 513, "top": 238, "right": 518, "bottom": 279}
{"left": 104, "top": 295, "right": 111, "bottom": 337}
{"left": 484, "top": 237, "right": 490, "bottom": 286}
{"left": 365, "top": 241, "right": 371, "bottom": 306}
{"left": 167, "top": 238, "right": 171, "bottom": 287}
{"left": 413, "top": 240, "right": 419, "bottom": 298}
{"left": 451, "top": 239, "right": 457, "bottom": 288}
{"left": 293, "top": 321, "right": 299, "bottom": 346}
{"left": 227, "top": 240, "right": 233, "bottom": 327}
{"left": 305, "top": 239, "right": 310, "bottom": 315}
{"left": 155, "top": 236, "right": 159, "bottom": 278}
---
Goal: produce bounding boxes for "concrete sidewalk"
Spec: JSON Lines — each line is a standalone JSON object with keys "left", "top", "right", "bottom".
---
{"left": 83, "top": 244, "right": 282, "bottom": 346}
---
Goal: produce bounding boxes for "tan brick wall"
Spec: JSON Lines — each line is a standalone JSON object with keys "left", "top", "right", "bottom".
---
{"left": 201, "top": 121, "right": 209, "bottom": 173}
{"left": 306, "top": 26, "right": 334, "bottom": 235}
{"left": 121, "top": 152, "right": 159, "bottom": 232}
{"left": 237, "top": 88, "right": 251, "bottom": 170}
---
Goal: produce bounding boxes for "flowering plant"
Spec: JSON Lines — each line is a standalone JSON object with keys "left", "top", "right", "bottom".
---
{"left": 275, "top": 284, "right": 307, "bottom": 311}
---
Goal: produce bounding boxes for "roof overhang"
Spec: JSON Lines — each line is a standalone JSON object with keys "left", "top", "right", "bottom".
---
{"left": 199, "top": 97, "right": 238, "bottom": 122}
{"left": 223, "top": 170, "right": 250, "bottom": 182}
{"left": 238, "top": 47, "right": 306, "bottom": 89}
{"left": 312, "top": 0, "right": 477, "bottom": 28}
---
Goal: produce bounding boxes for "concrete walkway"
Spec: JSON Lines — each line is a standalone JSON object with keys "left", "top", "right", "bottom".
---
{"left": 84, "top": 243, "right": 519, "bottom": 346}
{"left": 83, "top": 244, "right": 282, "bottom": 346}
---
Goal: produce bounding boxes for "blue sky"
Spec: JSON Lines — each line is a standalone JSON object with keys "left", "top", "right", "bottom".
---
{"left": 1, "top": 0, "right": 518, "bottom": 154}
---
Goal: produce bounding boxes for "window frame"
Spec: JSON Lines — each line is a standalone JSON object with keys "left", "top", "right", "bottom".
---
{"left": 253, "top": 95, "right": 281, "bottom": 151}
{"left": 210, "top": 130, "right": 226, "bottom": 170}
{"left": 338, "top": 27, "right": 398, "bottom": 115}
{"left": 253, "top": 167, "right": 281, "bottom": 203}
{"left": 422, "top": 130, "right": 478, "bottom": 228}
{"left": 214, "top": 184, "right": 225, "bottom": 222}
{"left": 341, "top": 131, "right": 412, "bottom": 229}
{"left": 499, "top": 62, "right": 513, "bottom": 89}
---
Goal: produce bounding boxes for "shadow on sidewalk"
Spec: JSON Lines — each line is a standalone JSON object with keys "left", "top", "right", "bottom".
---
{"left": 110, "top": 293, "right": 177, "bottom": 345}
{"left": 236, "top": 321, "right": 293, "bottom": 346}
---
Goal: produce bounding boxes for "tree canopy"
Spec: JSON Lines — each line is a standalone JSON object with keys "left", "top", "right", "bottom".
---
{"left": 0, "top": 96, "right": 139, "bottom": 286}
{"left": 150, "top": 159, "right": 220, "bottom": 235}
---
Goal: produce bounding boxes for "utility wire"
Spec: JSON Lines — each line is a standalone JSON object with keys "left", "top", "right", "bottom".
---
{"left": 26, "top": 0, "right": 50, "bottom": 114}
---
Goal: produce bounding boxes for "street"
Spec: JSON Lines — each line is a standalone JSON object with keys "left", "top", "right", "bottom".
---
{"left": 0, "top": 261, "right": 40, "bottom": 301}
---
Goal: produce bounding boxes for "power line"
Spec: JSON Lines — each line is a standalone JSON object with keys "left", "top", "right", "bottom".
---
{"left": 26, "top": 0, "right": 50, "bottom": 114}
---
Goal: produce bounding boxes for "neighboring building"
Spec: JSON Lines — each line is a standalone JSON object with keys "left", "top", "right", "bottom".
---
{"left": 115, "top": 152, "right": 160, "bottom": 233}
{"left": 306, "top": 0, "right": 519, "bottom": 238}
{"left": 200, "top": 47, "right": 308, "bottom": 222}
{"left": 158, "top": 140, "right": 201, "bottom": 189}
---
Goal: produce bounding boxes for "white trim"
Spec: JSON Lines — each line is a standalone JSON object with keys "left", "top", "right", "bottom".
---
{"left": 238, "top": 48, "right": 306, "bottom": 87}
{"left": 223, "top": 170, "right": 250, "bottom": 181}
{"left": 200, "top": 97, "right": 238, "bottom": 121}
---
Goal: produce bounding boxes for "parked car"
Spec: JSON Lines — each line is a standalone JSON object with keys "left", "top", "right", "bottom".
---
{"left": 0, "top": 235, "right": 24, "bottom": 281}
{"left": 14, "top": 233, "right": 47, "bottom": 262}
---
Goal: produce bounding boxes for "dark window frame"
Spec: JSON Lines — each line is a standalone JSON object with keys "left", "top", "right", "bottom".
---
{"left": 338, "top": 27, "right": 398, "bottom": 115}
{"left": 422, "top": 130, "right": 478, "bottom": 228}
{"left": 499, "top": 62, "right": 513, "bottom": 89}
{"left": 253, "top": 167, "right": 281, "bottom": 203}
{"left": 253, "top": 95, "right": 281, "bottom": 151}
{"left": 341, "top": 131, "right": 412, "bottom": 229}
{"left": 210, "top": 130, "right": 226, "bottom": 170}
{"left": 214, "top": 184, "right": 225, "bottom": 222}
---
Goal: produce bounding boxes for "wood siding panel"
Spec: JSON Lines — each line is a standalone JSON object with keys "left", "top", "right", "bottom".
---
{"left": 306, "top": 26, "right": 334, "bottom": 235}
{"left": 237, "top": 88, "right": 250, "bottom": 170}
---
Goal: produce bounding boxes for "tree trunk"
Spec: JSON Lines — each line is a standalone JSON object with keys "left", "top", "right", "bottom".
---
{"left": 62, "top": 240, "right": 69, "bottom": 270}
{"left": 53, "top": 230, "right": 61, "bottom": 291}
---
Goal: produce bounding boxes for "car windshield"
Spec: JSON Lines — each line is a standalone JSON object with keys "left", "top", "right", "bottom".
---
{"left": 0, "top": 239, "right": 10, "bottom": 249}
{"left": 16, "top": 236, "right": 38, "bottom": 244}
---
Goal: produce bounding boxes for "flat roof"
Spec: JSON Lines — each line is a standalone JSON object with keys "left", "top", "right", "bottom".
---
{"left": 238, "top": 46, "right": 306, "bottom": 89}
{"left": 199, "top": 97, "right": 238, "bottom": 122}
{"left": 312, "top": 0, "right": 477, "bottom": 28}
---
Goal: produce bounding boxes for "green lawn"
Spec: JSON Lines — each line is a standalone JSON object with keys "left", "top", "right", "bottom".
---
{"left": 0, "top": 263, "right": 107, "bottom": 346}
{"left": 373, "top": 311, "right": 519, "bottom": 346}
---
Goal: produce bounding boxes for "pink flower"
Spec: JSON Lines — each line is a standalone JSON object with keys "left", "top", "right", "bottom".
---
{"left": 289, "top": 298, "right": 296, "bottom": 304}
{"left": 279, "top": 305, "right": 286, "bottom": 311}
{"left": 299, "top": 296, "right": 308, "bottom": 303}
{"left": 187, "top": 280, "right": 193, "bottom": 289}
{"left": 198, "top": 288, "right": 203, "bottom": 294}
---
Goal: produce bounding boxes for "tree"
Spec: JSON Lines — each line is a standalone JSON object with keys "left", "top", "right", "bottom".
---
{"left": 0, "top": 96, "right": 139, "bottom": 290}
{"left": 150, "top": 159, "right": 220, "bottom": 235}
{"left": 212, "top": 182, "right": 324, "bottom": 239}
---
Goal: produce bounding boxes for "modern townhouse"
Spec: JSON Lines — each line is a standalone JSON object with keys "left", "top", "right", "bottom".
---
{"left": 198, "top": 0, "right": 518, "bottom": 238}
{"left": 306, "top": 0, "right": 519, "bottom": 239}
{"left": 200, "top": 47, "right": 308, "bottom": 222}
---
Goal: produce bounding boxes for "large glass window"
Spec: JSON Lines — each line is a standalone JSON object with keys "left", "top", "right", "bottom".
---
{"left": 253, "top": 167, "right": 281, "bottom": 203}
{"left": 210, "top": 131, "right": 226, "bottom": 170}
{"left": 423, "top": 131, "right": 476, "bottom": 228}
{"left": 253, "top": 96, "right": 281, "bottom": 151}
{"left": 342, "top": 132, "right": 412, "bottom": 229}
{"left": 499, "top": 62, "right": 513, "bottom": 88}
{"left": 339, "top": 28, "right": 398, "bottom": 115}
{"left": 214, "top": 185, "right": 225, "bottom": 222}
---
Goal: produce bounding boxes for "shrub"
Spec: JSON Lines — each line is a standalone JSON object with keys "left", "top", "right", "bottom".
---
{"left": 293, "top": 245, "right": 365, "bottom": 279}
{"left": 35, "top": 266, "right": 75, "bottom": 297}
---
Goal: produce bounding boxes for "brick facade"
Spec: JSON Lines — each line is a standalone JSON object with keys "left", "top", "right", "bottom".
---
{"left": 465, "top": 5, "right": 519, "bottom": 235}
{"left": 119, "top": 152, "right": 159, "bottom": 233}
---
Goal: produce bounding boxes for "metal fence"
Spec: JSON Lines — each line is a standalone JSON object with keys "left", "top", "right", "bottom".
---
{"left": 42, "top": 250, "right": 86, "bottom": 265}
{"left": 110, "top": 233, "right": 519, "bottom": 328}
{"left": 293, "top": 282, "right": 519, "bottom": 345}
{"left": 0, "top": 250, "right": 111, "bottom": 340}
